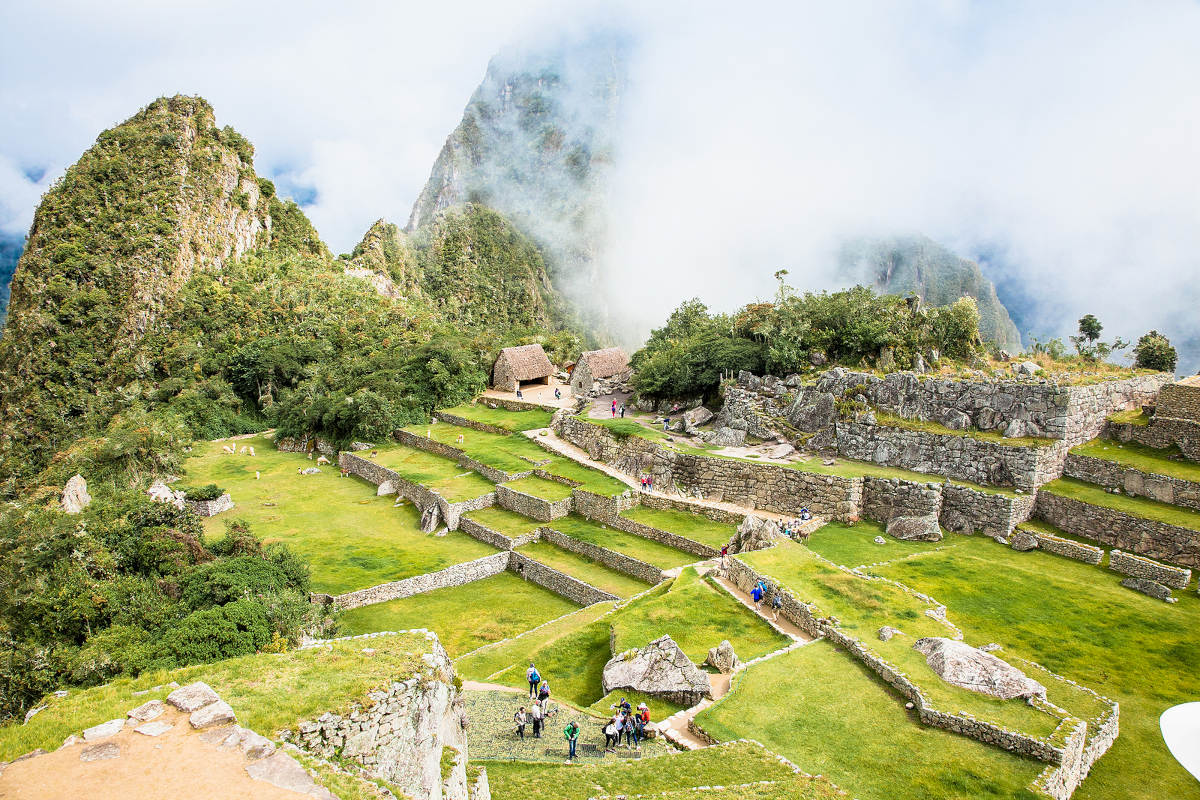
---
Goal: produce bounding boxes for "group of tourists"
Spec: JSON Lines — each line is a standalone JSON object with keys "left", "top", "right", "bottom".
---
{"left": 639, "top": 474, "right": 656, "bottom": 492}
{"left": 611, "top": 398, "right": 627, "bottom": 418}
{"left": 781, "top": 509, "right": 813, "bottom": 541}
{"left": 515, "top": 663, "right": 557, "bottom": 741}
{"left": 602, "top": 698, "right": 649, "bottom": 753}
{"left": 750, "top": 579, "right": 784, "bottom": 621}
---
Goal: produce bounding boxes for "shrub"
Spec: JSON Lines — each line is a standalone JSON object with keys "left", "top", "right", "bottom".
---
{"left": 1133, "top": 330, "right": 1177, "bottom": 373}
{"left": 183, "top": 484, "right": 224, "bottom": 501}
{"left": 148, "top": 599, "right": 273, "bottom": 668}
{"left": 178, "top": 555, "right": 293, "bottom": 610}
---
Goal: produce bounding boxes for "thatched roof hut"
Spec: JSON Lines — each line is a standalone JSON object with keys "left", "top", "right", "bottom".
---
{"left": 570, "top": 347, "right": 630, "bottom": 395}
{"left": 492, "top": 344, "right": 554, "bottom": 392}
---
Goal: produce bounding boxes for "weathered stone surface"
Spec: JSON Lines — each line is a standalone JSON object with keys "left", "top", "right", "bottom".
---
{"left": 878, "top": 626, "right": 902, "bottom": 642}
{"left": 705, "top": 640, "right": 740, "bottom": 674}
{"left": 728, "top": 515, "right": 784, "bottom": 553}
{"left": 80, "top": 741, "right": 120, "bottom": 762}
{"left": 1013, "top": 360, "right": 1042, "bottom": 376}
{"left": 245, "top": 752, "right": 336, "bottom": 799}
{"left": 913, "top": 637, "right": 1046, "bottom": 700}
{"left": 683, "top": 406, "right": 714, "bottom": 428}
{"left": 127, "top": 699, "right": 164, "bottom": 722}
{"left": 787, "top": 391, "right": 837, "bottom": 433}
{"left": 215, "top": 725, "right": 276, "bottom": 759}
{"left": 767, "top": 443, "right": 795, "bottom": 459}
{"left": 135, "top": 721, "right": 173, "bottom": 737}
{"left": 186, "top": 492, "right": 234, "bottom": 517}
{"left": 602, "top": 635, "right": 711, "bottom": 707}
{"left": 873, "top": 535, "right": 886, "bottom": 544}
{"left": 377, "top": 480, "right": 397, "bottom": 497}
{"left": 190, "top": 700, "right": 236, "bottom": 729}
{"left": 82, "top": 718, "right": 125, "bottom": 741}
{"left": 167, "top": 682, "right": 220, "bottom": 712}
{"left": 1109, "top": 549, "right": 1191, "bottom": 589}
{"left": 61, "top": 474, "right": 91, "bottom": 513}
{"left": 147, "top": 480, "right": 186, "bottom": 509}
{"left": 1008, "top": 530, "right": 1038, "bottom": 551}
{"left": 1120, "top": 577, "right": 1173, "bottom": 601}
{"left": 886, "top": 514, "right": 943, "bottom": 542}
{"left": 709, "top": 427, "right": 747, "bottom": 447}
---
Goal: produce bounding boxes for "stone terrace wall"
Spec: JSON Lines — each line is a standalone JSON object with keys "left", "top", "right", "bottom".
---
{"left": 459, "top": 516, "right": 539, "bottom": 550}
{"left": 434, "top": 411, "right": 513, "bottom": 437}
{"left": 395, "top": 429, "right": 534, "bottom": 484}
{"left": 482, "top": 396, "right": 559, "bottom": 413}
{"left": 941, "top": 486, "right": 1036, "bottom": 538}
{"left": 539, "top": 526, "right": 665, "bottom": 585}
{"left": 340, "top": 452, "right": 495, "bottom": 531}
{"left": 1104, "top": 418, "right": 1200, "bottom": 463}
{"left": 1065, "top": 453, "right": 1200, "bottom": 512}
{"left": 836, "top": 419, "right": 1066, "bottom": 490}
{"left": 508, "top": 552, "right": 618, "bottom": 605}
{"left": 496, "top": 484, "right": 571, "bottom": 522}
{"left": 1023, "top": 529, "right": 1104, "bottom": 565}
{"left": 570, "top": 487, "right": 637, "bottom": 523}
{"left": 186, "top": 493, "right": 234, "bottom": 517}
{"left": 1035, "top": 492, "right": 1200, "bottom": 568}
{"left": 639, "top": 492, "right": 745, "bottom": 524}
{"left": 1061, "top": 375, "right": 1174, "bottom": 445}
{"left": 1109, "top": 549, "right": 1192, "bottom": 589}
{"left": 862, "top": 478, "right": 943, "bottom": 525}
{"left": 609, "top": 514, "right": 721, "bottom": 558}
{"left": 1155, "top": 380, "right": 1200, "bottom": 422}
{"left": 334, "top": 553, "right": 510, "bottom": 610}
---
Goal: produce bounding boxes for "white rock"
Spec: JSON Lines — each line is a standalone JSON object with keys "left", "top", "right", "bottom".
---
{"left": 376, "top": 481, "right": 397, "bottom": 497}
{"left": 135, "top": 721, "right": 173, "bottom": 737}
{"left": 61, "top": 474, "right": 91, "bottom": 514}
{"left": 167, "top": 682, "right": 220, "bottom": 712}
{"left": 913, "top": 637, "right": 1046, "bottom": 700}
{"left": 190, "top": 700, "right": 236, "bottom": 729}
{"left": 127, "top": 699, "right": 164, "bottom": 722}
{"left": 82, "top": 718, "right": 125, "bottom": 741}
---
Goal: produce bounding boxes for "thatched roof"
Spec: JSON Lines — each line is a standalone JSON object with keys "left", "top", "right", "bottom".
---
{"left": 496, "top": 344, "right": 554, "bottom": 380}
{"left": 579, "top": 347, "right": 629, "bottom": 379}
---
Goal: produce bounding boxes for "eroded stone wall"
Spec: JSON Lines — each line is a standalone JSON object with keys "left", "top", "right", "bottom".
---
{"left": 608, "top": 514, "right": 722, "bottom": 558}
{"left": 1034, "top": 492, "right": 1200, "bottom": 567}
{"left": 862, "top": 478, "right": 942, "bottom": 524}
{"left": 433, "top": 411, "right": 513, "bottom": 437}
{"left": 539, "top": 526, "right": 664, "bottom": 584}
{"left": 334, "top": 553, "right": 510, "bottom": 610}
{"left": 1024, "top": 529, "right": 1104, "bottom": 564}
{"left": 340, "top": 452, "right": 496, "bottom": 531}
{"left": 186, "top": 493, "right": 234, "bottom": 517}
{"left": 940, "top": 486, "right": 1036, "bottom": 538}
{"left": 1109, "top": 549, "right": 1192, "bottom": 589}
{"left": 1104, "top": 418, "right": 1200, "bottom": 462}
{"left": 1065, "top": 453, "right": 1200, "bottom": 511}
{"left": 570, "top": 487, "right": 637, "bottom": 523}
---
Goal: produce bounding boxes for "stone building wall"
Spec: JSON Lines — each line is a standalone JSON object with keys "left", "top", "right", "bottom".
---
{"left": 1104, "top": 417, "right": 1200, "bottom": 462}
{"left": 1154, "top": 380, "right": 1200, "bottom": 422}
{"left": 940, "top": 486, "right": 1036, "bottom": 538}
{"left": 459, "top": 516, "right": 537, "bottom": 550}
{"left": 1034, "top": 492, "right": 1200, "bottom": 568}
{"left": 482, "top": 396, "right": 559, "bottom": 413}
{"left": 539, "top": 526, "right": 665, "bottom": 585}
{"left": 275, "top": 434, "right": 339, "bottom": 457}
{"left": 340, "top": 452, "right": 496, "bottom": 531}
{"left": 1024, "top": 529, "right": 1104, "bottom": 564}
{"left": 861, "top": 478, "right": 943, "bottom": 525}
{"left": 608, "top": 514, "right": 722, "bottom": 558}
{"left": 333, "top": 553, "right": 510, "bottom": 610}
{"left": 1108, "top": 549, "right": 1192, "bottom": 589}
{"left": 495, "top": 484, "right": 572, "bottom": 521}
{"left": 507, "top": 552, "right": 618, "bottom": 605}
{"left": 186, "top": 493, "right": 234, "bottom": 517}
{"left": 288, "top": 632, "right": 475, "bottom": 800}
{"left": 570, "top": 487, "right": 637, "bottom": 523}
{"left": 1065, "top": 453, "right": 1200, "bottom": 511}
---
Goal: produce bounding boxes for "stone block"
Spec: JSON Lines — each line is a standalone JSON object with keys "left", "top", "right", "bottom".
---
{"left": 190, "top": 700, "right": 236, "bottom": 729}
{"left": 167, "top": 681, "right": 220, "bottom": 712}
{"left": 82, "top": 718, "right": 125, "bottom": 741}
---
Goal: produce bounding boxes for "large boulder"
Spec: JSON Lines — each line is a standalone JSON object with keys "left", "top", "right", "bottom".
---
{"left": 786, "top": 391, "right": 836, "bottom": 433}
{"left": 602, "top": 635, "right": 711, "bottom": 708}
{"left": 913, "top": 637, "right": 1046, "bottom": 700}
{"left": 728, "top": 515, "right": 784, "bottom": 553}
{"left": 147, "top": 480, "right": 186, "bottom": 510}
{"left": 1008, "top": 531, "right": 1038, "bottom": 552}
{"left": 683, "top": 406, "right": 714, "bottom": 428}
{"left": 886, "top": 515, "right": 943, "bottom": 542}
{"left": 1012, "top": 361, "right": 1042, "bottom": 377}
{"left": 709, "top": 427, "right": 747, "bottom": 447}
{"left": 61, "top": 474, "right": 91, "bottom": 514}
{"left": 705, "top": 640, "right": 741, "bottom": 674}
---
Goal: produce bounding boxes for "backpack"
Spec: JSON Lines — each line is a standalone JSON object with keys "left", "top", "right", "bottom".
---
{"left": 530, "top": 669, "right": 541, "bottom": 684}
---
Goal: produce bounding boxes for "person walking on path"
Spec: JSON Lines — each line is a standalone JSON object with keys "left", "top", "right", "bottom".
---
{"left": 537, "top": 680, "right": 552, "bottom": 714}
{"left": 662, "top": 416, "right": 670, "bottom": 431}
{"left": 564, "top": 720, "right": 579, "bottom": 761}
{"left": 527, "top": 663, "right": 540, "bottom": 699}
{"left": 531, "top": 703, "right": 543, "bottom": 738}
{"left": 751, "top": 583, "right": 763, "bottom": 610}
{"left": 555, "top": 387, "right": 561, "bottom": 400}
{"left": 772, "top": 591, "right": 783, "bottom": 621}
{"left": 619, "top": 403, "right": 626, "bottom": 418}
{"left": 612, "top": 398, "right": 617, "bottom": 417}
{"left": 514, "top": 707, "right": 527, "bottom": 740}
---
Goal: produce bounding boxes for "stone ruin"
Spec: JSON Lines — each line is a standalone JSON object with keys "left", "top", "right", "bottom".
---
{"left": 913, "top": 637, "right": 1046, "bottom": 701}
{"left": 727, "top": 515, "right": 785, "bottom": 553}
{"left": 602, "top": 634, "right": 712, "bottom": 708}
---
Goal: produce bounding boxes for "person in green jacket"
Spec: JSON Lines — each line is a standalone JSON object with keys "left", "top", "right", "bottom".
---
{"left": 564, "top": 720, "right": 579, "bottom": 760}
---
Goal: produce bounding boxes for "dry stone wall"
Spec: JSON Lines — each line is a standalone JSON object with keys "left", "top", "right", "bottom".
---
{"left": 639, "top": 493, "right": 745, "bottom": 524}
{"left": 507, "top": 551, "right": 618, "bottom": 605}
{"left": 609, "top": 514, "right": 721, "bottom": 558}
{"left": 340, "top": 452, "right": 496, "bottom": 531}
{"left": 940, "top": 486, "right": 1035, "bottom": 538}
{"left": 1023, "top": 529, "right": 1104, "bottom": 564}
{"left": 333, "top": 553, "right": 510, "bottom": 610}
{"left": 1108, "top": 549, "right": 1192, "bottom": 589}
{"left": 539, "top": 526, "right": 665, "bottom": 585}
{"left": 495, "top": 484, "right": 571, "bottom": 521}
{"left": 186, "top": 493, "right": 234, "bottom": 517}
{"left": 1154, "top": 381, "right": 1200, "bottom": 421}
{"left": 1104, "top": 418, "right": 1200, "bottom": 462}
{"left": 395, "top": 429, "right": 534, "bottom": 483}
{"left": 570, "top": 487, "right": 637, "bottom": 523}
{"left": 433, "top": 411, "right": 513, "bottom": 437}
{"left": 862, "top": 478, "right": 943, "bottom": 524}
{"left": 459, "top": 516, "right": 538, "bottom": 550}
{"left": 1065, "top": 453, "right": 1200, "bottom": 511}
{"left": 1034, "top": 491, "right": 1200, "bottom": 568}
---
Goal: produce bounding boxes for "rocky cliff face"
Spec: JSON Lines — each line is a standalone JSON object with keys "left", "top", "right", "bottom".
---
{"left": 838, "top": 235, "right": 1022, "bottom": 351}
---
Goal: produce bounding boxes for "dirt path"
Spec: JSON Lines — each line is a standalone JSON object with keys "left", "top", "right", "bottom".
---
{"left": 481, "top": 378, "right": 575, "bottom": 409}
{"left": 709, "top": 570, "right": 813, "bottom": 642}
{"left": 462, "top": 680, "right": 525, "bottom": 693}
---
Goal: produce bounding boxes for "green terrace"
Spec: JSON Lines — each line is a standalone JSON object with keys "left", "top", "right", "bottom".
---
{"left": 737, "top": 541, "right": 1090, "bottom": 739}
{"left": 546, "top": 514, "right": 700, "bottom": 570}
{"left": 438, "top": 402, "right": 554, "bottom": 432}
{"left": 464, "top": 506, "right": 543, "bottom": 538}
{"left": 503, "top": 474, "right": 575, "bottom": 501}
{"left": 1015, "top": 518, "right": 1111, "bottom": 552}
{"left": 619, "top": 506, "right": 736, "bottom": 550}
{"left": 337, "top": 571, "right": 581, "bottom": 656}
{"left": 1041, "top": 477, "right": 1200, "bottom": 531}
{"left": 805, "top": 520, "right": 958, "bottom": 568}
{"left": 871, "top": 409, "right": 1056, "bottom": 449}
{"left": 184, "top": 434, "right": 497, "bottom": 594}
{"left": 1071, "top": 438, "right": 1200, "bottom": 484}
{"left": 0, "top": 632, "right": 432, "bottom": 762}
{"left": 1107, "top": 408, "right": 1150, "bottom": 426}
{"left": 515, "top": 541, "right": 652, "bottom": 598}
{"left": 368, "top": 443, "right": 496, "bottom": 501}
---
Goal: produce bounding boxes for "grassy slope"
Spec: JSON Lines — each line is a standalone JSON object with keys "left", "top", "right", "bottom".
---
{"left": 0, "top": 632, "right": 430, "bottom": 761}
{"left": 871, "top": 537, "right": 1200, "bottom": 800}
{"left": 805, "top": 519, "right": 958, "bottom": 568}
{"left": 336, "top": 572, "right": 580, "bottom": 657}
{"left": 1072, "top": 438, "right": 1200, "bottom": 483}
{"left": 1042, "top": 477, "right": 1200, "bottom": 531}
{"left": 439, "top": 403, "right": 554, "bottom": 432}
{"left": 696, "top": 642, "right": 1043, "bottom": 800}
{"left": 369, "top": 444, "right": 496, "bottom": 501}
{"left": 505, "top": 475, "right": 575, "bottom": 501}
{"left": 465, "top": 506, "right": 543, "bottom": 537}
{"left": 547, "top": 514, "right": 699, "bottom": 570}
{"left": 619, "top": 506, "right": 735, "bottom": 549}
{"left": 184, "top": 434, "right": 496, "bottom": 593}
{"left": 516, "top": 541, "right": 651, "bottom": 598}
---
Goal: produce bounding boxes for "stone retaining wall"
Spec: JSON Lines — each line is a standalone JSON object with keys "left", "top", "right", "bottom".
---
{"left": 433, "top": 411, "right": 513, "bottom": 437}
{"left": 334, "top": 553, "right": 510, "bottom": 610}
{"left": 1108, "top": 549, "right": 1192, "bottom": 589}
{"left": 1104, "top": 417, "right": 1200, "bottom": 462}
{"left": 496, "top": 484, "right": 572, "bottom": 522}
{"left": 394, "top": 429, "right": 532, "bottom": 484}
{"left": 275, "top": 434, "right": 338, "bottom": 457}
{"left": 539, "top": 526, "right": 665, "bottom": 585}
{"left": 507, "top": 552, "right": 618, "bottom": 605}
{"left": 608, "top": 514, "right": 721, "bottom": 558}
{"left": 458, "top": 516, "right": 531, "bottom": 550}
{"left": 570, "top": 487, "right": 637, "bottom": 523}
{"left": 1034, "top": 491, "right": 1200, "bottom": 568}
{"left": 940, "top": 486, "right": 1036, "bottom": 538}
{"left": 639, "top": 492, "right": 746, "bottom": 524}
{"left": 340, "top": 452, "right": 495, "bottom": 531}
{"left": 481, "top": 396, "right": 558, "bottom": 413}
{"left": 186, "top": 493, "right": 234, "bottom": 517}
{"left": 1023, "top": 529, "right": 1104, "bottom": 564}
{"left": 862, "top": 478, "right": 943, "bottom": 525}
{"left": 1065, "top": 453, "right": 1200, "bottom": 511}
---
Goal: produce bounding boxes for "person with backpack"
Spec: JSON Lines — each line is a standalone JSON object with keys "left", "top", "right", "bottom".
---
{"left": 531, "top": 702, "right": 543, "bottom": 738}
{"left": 564, "top": 720, "right": 579, "bottom": 760}
{"left": 527, "top": 663, "right": 540, "bottom": 699}
{"left": 514, "top": 707, "right": 527, "bottom": 740}
{"left": 537, "top": 680, "right": 552, "bottom": 714}
{"left": 772, "top": 590, "right": 783, "bottom": 621}
{"left": 751, "top": 583, "right": 763, "bottom": 609}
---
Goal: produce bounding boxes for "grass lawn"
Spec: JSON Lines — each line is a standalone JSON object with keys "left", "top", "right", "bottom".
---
{"left": 481, "top": 741, "right": 806, "bottom": 799}
{"left": 439, "top": 403, "right": 554, "bottom": 432}
{"left": 516, "top": 541, "right": 651, "bottom": 598}
{"left": 0, "top": 632, "right": 431, "bottom": 761}
{"left": 1041, "top": 477, "right": 1200, "bottom": 531}
{"left": 1108, "top": 408, "right": 1150, "bottom": 426}
{"left": 369, "top": 444, "right": 496, "bottom": 501}
{"left": 464, "top": 506, "right": 542, "bottom": 538}
{"left": 403, "top": 422, "right": 551, "bottom": 474}
{"left": 456, "top": 603, "right": 615, "bottom": 677}
{"left": 608, "top": 568, "right": 790, "bottom": 665}
{"left": 870, "top": 536, "right": 1200, "bottom": 800}
{"left": 619, "top": 506, "right": 736, "bottom": 550}
{"left": 547, "top": 515, "right": 698, "bottom": 570}
{"left": 737, "top": 542, "right": 1071, "bottom": 738}
{"left": 1072, "top": 438, "right": 1200, "bottom": 483}
{"left": 336, "top": 572, "right": 580, "bottom": 656}
{"left": 873, "top": 409, "right": 1055, "bottom": 448}
{"left": 184, "top": 434, "right": 496, "bottom": 594}
{"left": 584, "top": 416, "right": 672, "bottom": 442}
{"left": 536, "top": 456, "right": 630, "bottom": 496}
{"left": 695, "top": 641, "right": 1045, "bottom": 800}
{"left": 504, "top": 475, "right": 575, "bottom": 501}
{"left": 805, "top": 519, "right": 960, "bottom": 567}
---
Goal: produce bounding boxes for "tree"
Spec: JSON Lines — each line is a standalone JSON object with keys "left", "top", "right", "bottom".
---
{"left": 1071, "top": 314, "right": 1127, "bottom": 361}
{"left": 1132, "top": 330, "right": 1178, "bottom": 372}
{"left": 1078, "top": 314, "right": 1103, "bottom": 343}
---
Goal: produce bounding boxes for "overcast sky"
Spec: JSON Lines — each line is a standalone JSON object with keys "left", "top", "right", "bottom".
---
{"left": 2, "top": 1, "right": 1199, "bottom": 360}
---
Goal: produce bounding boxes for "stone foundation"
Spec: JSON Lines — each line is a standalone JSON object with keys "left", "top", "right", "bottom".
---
{"left": 495, "top": 484, "right": 571, "bottom": 521}
{"left": 1108, "top": 549, "right": 1191, "bottom": 589}
{"left": 1065, "top": 453, "right": 1200, "bottom": 512}
{"left": 1103, "top": 417, "right": 1200, "bottom": 462}
{"left": 570, "top": 487, "right": 637, "bottom": 523}
{"left": 940, "top": 486, "right": 1036, "bottom": 538}
{"left": 186, "top": 493, "right": 234, "bottom": 517}
{"left": 1034, "top": 491, "right": 1200, "bottom": 568}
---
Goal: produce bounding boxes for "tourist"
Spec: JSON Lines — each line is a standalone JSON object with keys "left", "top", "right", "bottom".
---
{"left": 662, "top": 416, "right": 670, "bottom": 431}
{"left": 554, "top": 387, "right": 561, "bottom": 400}
{"left": 612, "top": 398, "right": 617, "bottom": 417}
{"left": 619, "top": 403, "right": 626, "bottom": 418}
{"left": 514, "top": 707, "right": 527, "bottom": 740}
{"left": 527, "top": 663, "right": 541, "bottom": 699}
{"left": 564, "top": 719, "right": 579, "bottom": 760}
{"left": 772, "top": 591, "right": 783, "bottom": 621}
{"left": 516, "top": 388, "right": 524, "bottom": 399}
{"left": 638, "top": 702, "right": 650, "bottom": 724}
{"left": 531, "top": 702, "right": 543, "bottom": 738}
{"left": 619, "top": 697, "right": 632, "bottom": 714}
{"left": 604, "top": 716, "right": 619, "bottom": 752}
{"left": 751, "top": 583, "right": 763, "bottom": 609}
{"left": 800, "top": 507, "right": 812, "bottom": 521}
{"left": 538, "top": 680, "right": 552, "bottom": 711}
{"left": 631, "top": 712, "right": 645, "bottom": 750}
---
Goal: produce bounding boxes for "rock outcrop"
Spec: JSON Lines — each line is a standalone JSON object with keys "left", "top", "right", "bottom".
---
{"left": 728, "top": 515, "right": 785, "bottom": 553}
{"left": 602, "top": 635, "right": 712, "bottom": 708}
{"left": 886, "top": 514, "right": 943, "bottom": 542}
{"left": 913, "top": 637, "right": 1046, "bottom": 700}
{"left": 61, "top": 474, "right": 91, "bottom": 514}
{"left": 705, "top": 640, "right": 740, "bottom": 674}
